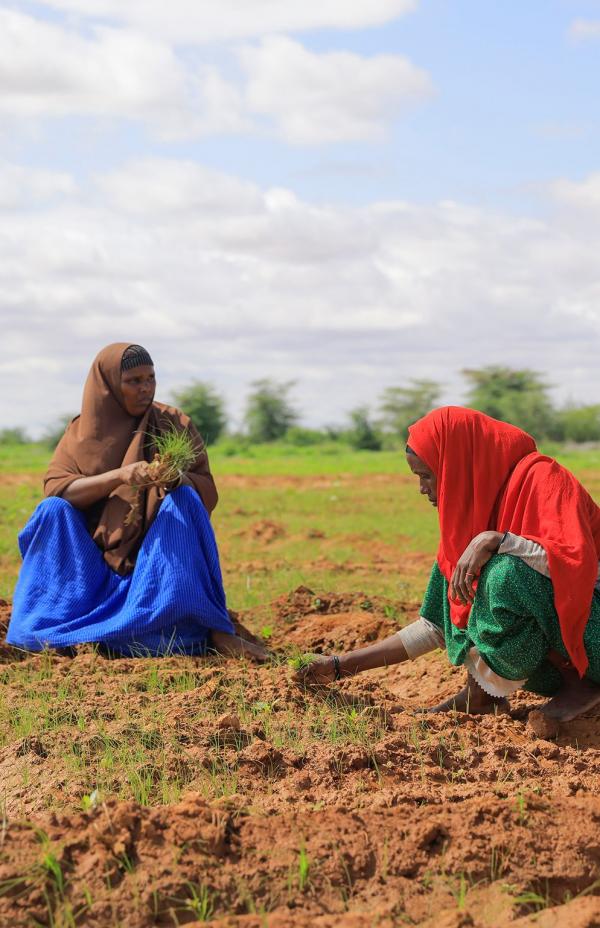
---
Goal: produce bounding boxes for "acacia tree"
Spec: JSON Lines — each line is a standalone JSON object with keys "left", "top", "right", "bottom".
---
{"left": 244, "top": 379, "right": 298, "bottom": 442}
{"left": 347, "top": 407, "right": 382, "bottom": 450}
{"left": 462, "top": 366, "right": 557, "bottom": 439}
{"left": 171, "top": 381, "right": 227, "bottom": 443}
{"left": 378, "top": 379, "right": 441, "bottom": 440}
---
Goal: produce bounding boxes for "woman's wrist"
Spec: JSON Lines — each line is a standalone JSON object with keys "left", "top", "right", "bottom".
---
{"left": 336, "top": 654, "right": 357, "bottom": 678}
{"left": 478, "top": 530, "right": 505, "bottom": 552}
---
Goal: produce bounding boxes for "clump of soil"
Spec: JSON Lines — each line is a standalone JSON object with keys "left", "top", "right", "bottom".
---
{"left": 243, "top": 520, "right": 287, "bottom": 544}
{"left": 252, "top": 584, "right": 417, "bottom": 623}
{"left": 241, "top": 585, "right": 419, "bottom": 653}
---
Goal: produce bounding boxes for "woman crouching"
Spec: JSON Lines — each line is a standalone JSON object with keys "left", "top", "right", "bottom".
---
{"left": 297, "top": 407, "right": 600, "bottom": 727}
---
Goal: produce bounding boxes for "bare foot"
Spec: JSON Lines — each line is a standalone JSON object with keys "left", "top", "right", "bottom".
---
{"left": 427, "top": 672, "right": 510, "bottom": 715}
{"left": 540, "top": 669, "right": 600, "bottom": 723}
{"left": 211, "top": 630, "right": 269, "bottom": 663}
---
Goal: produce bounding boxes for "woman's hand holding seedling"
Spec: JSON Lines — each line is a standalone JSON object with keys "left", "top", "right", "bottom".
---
{"left": 293, "top": 634, "right": 412, "bottom": 688}
{"left": 123, "top": 427, "right": 197, "bottom": 524}
{"left": 293, "top": 655, "right": 336, "bottom": 685}
{"left": 119, "top": 460, "right": 166, "bottom": 487}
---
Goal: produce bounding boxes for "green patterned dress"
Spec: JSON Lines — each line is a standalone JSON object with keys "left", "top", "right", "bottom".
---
{"left": 421, "top": 554, "right": 600, "bottom": 696}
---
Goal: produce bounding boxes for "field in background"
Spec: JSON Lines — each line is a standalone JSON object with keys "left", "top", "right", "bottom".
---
{"left": 2, "top": 444, "right": 600, "bottom": 925}
{"left": 3, "top": 441, "right": 600, "bottom": 603}
{"left": 0, "top": 442, "right": 440, "bottom": 604}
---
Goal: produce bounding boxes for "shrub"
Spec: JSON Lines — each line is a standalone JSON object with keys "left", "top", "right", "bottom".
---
{"left": 244, "top": 380, "right": 298, "bottom": 443}
{"left": 0, "top": 427, "right": 29, "bottom": 444}
{"left": 171, "top": 381, "right": 227, "bottom": 444}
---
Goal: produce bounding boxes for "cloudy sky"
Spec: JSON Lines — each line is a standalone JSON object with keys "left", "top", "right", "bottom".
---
{"left": 2, "top": 0, "right": 600, "bottom": 435}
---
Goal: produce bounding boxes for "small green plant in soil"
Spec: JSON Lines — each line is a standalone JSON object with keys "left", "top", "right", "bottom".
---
{"left": 288, "top": 653, "right": 320, "bottom": 672}
{"left": 184, "top": 881, "right": 215, "bottom": 921}
{"left": 514, "top": 789, "right": 529, "bottom": 826}
{"left": 288, "top": 845, "right": 311, "bottom": 895}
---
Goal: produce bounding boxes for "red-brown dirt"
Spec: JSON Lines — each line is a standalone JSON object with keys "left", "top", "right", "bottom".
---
{"left": 1, "top": 589, "right": 600, "bottom": 926}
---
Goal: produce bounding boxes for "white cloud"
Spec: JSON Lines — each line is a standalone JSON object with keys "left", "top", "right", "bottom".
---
{"left": 33, "top": 0, "right": 419, "bottom": 43}
{"left": 240, "top": 36, "right": 433, "bottom": 144}
{"left": 97, "top": 159, "right": 263, "bottom": 215}
{"left": 0, "top": 164, "right": 76, "bottom": 209}
{"left": 568, "top": 19, "right": 600, "bottom": 41}
{"left": 551, "top": 173, "right": 600, "bottom": 210}
{"left": 2, "top": 159, "right": 600, "bottom": 435}
{"left": 0, "top": 11, "right": 428, "bottom": 143}
{"left": 0, "top": 9, "right": 246, "bottom": 138}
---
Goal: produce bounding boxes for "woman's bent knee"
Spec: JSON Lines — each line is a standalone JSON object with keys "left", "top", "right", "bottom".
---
{"left": 36, "top": 496, "right": 76, "bottom": 517}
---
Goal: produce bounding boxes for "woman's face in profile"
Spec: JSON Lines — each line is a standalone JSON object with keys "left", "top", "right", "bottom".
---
{"left": 120, "top": 364, "right": 156, "bottom": 416}
{"left": 406, "top": 450, "right": 438, "bottom": 507}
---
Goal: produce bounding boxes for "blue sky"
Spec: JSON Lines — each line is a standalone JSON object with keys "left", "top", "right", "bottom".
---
{"left": 2, "top": 0, "right": 600, "bottom": 433}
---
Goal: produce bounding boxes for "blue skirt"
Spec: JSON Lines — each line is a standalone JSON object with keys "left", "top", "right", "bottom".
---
{"left": 6, "top": 487, "right": 235, "bottom": 656}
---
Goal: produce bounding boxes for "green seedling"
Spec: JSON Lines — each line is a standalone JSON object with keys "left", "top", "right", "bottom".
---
{"left": 126, "top": 424, "right": 197, "bottom": 525}
{"left": 383, "top": 604, "right": 400, "bottom": 622}
{"left": 151, "top": 424, "right": 197, "bottom": 481}
{"left": 514, "top": 789, "right": 529, "bottom": 825}
{"left": 297, "top": 845, "right": 310, "bottom": 892}
{"left": 260, "top": 624, "right": 274, "bottom": 640}
{"left": 81, "top": 789, "right": 99, "bottom": 812}
{"left": 288, "top": 653, "right": 320, "bottom": 672}
{"left": 288, "top": 845, "right": 311, "bottom": 895}
{"left": 184, "top": 881, "right": 214, "bottom": 921}
{"left": 41, "top": 849, "right": 65, "bottom": 897}
{"left": 451, "top": 872, "right": 469, "bottom": 911}
{"left": 502, "top": 883, "right": 551, "bottom": 913}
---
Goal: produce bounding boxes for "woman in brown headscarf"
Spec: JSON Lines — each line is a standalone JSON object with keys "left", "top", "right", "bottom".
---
{"left": 7, "top": 343, "right": 267, "bottom": 660}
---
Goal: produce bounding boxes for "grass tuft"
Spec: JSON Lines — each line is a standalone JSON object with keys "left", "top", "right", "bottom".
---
{"left": 149, "top": 423, "right": 198, "bottom": 483}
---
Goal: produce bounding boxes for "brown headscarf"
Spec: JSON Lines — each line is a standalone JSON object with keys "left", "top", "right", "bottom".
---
{"left": 44, "top": 343, "right": 218, "bottom": 575}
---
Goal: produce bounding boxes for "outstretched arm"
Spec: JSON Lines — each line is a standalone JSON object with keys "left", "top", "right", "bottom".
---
{"left": 295, "top": 633, "right": 410, "bottom": 685}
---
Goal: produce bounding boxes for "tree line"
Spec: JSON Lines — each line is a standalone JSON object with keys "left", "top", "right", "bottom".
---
{"left": 3, "top": 367, "right": 600, "bottom": 448}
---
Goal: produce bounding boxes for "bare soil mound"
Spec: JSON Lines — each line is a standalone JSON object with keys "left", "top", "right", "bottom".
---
{"left": 238, "top": 521, "right": 287, "bottom": 544}
{"left": 2, "top": 794, "right": 600, "bottom": 927}
{"left": 244, "top": 585, "right": 420, "bottom": 652}
{"left": 1, "top": 588, "right": 600, "bottom": 926}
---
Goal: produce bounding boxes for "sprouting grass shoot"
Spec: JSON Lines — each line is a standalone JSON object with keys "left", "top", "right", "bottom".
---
{"left": 149, "top": 424, "right": 197, "bottom": 484}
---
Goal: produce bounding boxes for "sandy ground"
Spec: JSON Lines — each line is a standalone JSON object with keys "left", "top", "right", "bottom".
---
{"left": 1, "top": 591, "right": 600, "bottom": 926}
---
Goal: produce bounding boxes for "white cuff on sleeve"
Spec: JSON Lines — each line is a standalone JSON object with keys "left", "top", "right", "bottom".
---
{"left": 396, "top": 617, "right": 445, "bottom": 660}
{"left": 497, "top": 532, "right": 550, "bottom": 577}
{"left": 464, "top": 646, "right": 525, "bottom": 697}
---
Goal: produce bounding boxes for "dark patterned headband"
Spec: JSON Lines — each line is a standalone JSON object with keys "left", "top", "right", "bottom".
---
{"left": 121, "top": 345, "right": 154, "bottom": 372}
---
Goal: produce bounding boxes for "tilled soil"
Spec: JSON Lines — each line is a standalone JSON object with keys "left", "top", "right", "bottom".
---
{"left": 1, "top": 591, "right": 600, "bottom": 927}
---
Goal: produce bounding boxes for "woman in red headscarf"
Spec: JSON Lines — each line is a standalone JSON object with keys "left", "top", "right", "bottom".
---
{"left": 297, "top": 407, "right": 600, "bottom": 726}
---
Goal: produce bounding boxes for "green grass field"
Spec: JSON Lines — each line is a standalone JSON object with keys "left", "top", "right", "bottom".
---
{"left": 2, "top": 440, "right": 600, "bottom": 606}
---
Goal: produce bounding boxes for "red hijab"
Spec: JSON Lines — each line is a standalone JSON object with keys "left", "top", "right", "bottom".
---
{"left": 408, "top": 407, "right": 600, "bottom": 676}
